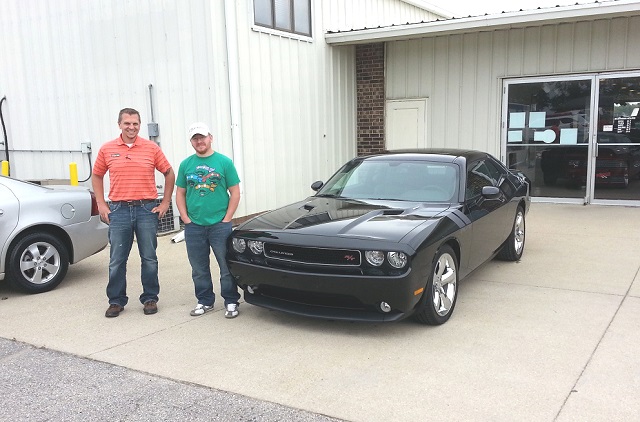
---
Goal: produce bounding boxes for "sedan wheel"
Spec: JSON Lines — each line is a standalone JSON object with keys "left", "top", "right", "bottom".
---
{"left": 413, "top": 245, "right": 458, "bottom": 325}
{"left": 497, "top": 206, "right": 526, "bottom": 261}
{"left": 7, "top": 232, "right": 69, "bottom": 293}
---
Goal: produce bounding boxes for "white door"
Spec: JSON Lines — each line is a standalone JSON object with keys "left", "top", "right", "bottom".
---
{"left": 385, "top": 99, "right": 427, "bottom": 150}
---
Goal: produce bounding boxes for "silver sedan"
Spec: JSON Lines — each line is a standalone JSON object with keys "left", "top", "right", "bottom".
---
{"left": 0, "top": 176, "right": 109, "bottom": 293}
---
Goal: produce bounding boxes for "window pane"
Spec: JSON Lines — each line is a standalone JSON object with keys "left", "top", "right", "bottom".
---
{"left": 595, "top": 76, "right": 640, "bottom": 199}
{"left": 275, "top": 0, "right": 292, "bottom": 31}
{"left": 254, "top": 0, "right": 273, "bottom": 27}
{"left": 293, "top": 0, "right": 311, "bottom": 35}
{"left": 505, "top": 80, "right": 592, "bottom": 199}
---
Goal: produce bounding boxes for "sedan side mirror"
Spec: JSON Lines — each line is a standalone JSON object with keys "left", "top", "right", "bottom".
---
{"left": 481, "top": 186, "right": 501, "bottom": 199}
{"left": 311, "top": 181, "right": 324, "bottom": 191}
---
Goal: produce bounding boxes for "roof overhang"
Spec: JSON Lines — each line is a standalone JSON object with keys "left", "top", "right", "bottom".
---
{"left": 325, "top": 0, "right": 640, "bottom": 45}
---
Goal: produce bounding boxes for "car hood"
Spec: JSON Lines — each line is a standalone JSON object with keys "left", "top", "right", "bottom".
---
{"left": 237, "top": 197, "right": 455, "bottom": 242}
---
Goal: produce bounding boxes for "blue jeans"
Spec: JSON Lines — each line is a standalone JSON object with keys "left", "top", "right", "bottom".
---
{"left": 184, "top": 221, "right": 240, "bottom": 307}
{"left": 107, "top": 202, "right": 160, "bottom": 307}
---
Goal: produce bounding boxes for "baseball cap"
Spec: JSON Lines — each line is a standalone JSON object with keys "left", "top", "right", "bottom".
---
{"left": 187, "top": 122, "right": 210, "bottom": 140}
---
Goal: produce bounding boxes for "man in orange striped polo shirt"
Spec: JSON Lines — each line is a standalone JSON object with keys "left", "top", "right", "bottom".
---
{"left": 92, "top": 108, "right": 175, "bottom": 318}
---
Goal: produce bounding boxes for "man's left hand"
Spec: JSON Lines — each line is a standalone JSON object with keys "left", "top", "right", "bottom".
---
{"left": 152, "top": 202, "right": 171, "bottom": 219}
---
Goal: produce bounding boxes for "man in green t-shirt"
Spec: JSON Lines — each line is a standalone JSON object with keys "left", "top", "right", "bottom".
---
{"left": 176, "top": 122, "right": 241, "bottom": 318}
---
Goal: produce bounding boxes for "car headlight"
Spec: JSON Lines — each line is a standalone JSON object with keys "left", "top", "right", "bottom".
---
{"left": 247, "top": 240, "right": 264, "bottom": 255}
{"left": 387, "top": 251, "right": 408, "bottom": 268}
{"left": 365, "top": 250, "right": 385, "bottom": 266}
{"left": 232, "top": 238, "right": 246, "bottom": 253}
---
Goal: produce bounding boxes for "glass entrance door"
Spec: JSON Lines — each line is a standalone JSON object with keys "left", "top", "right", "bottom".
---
{"left": 504, "top": 77, "right": 593, "bottom": 202}
{"left": 593, "top": 75, "right": 640, "bottom": 203}
{"left": 504, "top": 73, "right": 640, "bottom": 205}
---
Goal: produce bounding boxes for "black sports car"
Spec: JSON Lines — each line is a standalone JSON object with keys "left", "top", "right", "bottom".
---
{"left": 227, "top": 149, "right": 530, "bottom": 325}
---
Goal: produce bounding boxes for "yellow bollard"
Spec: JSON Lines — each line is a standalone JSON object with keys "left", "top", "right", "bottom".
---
{"left": 69, "top": 162, "right": 78, "bottom": 186}
{"left": 1, "top": 160, "right": 8, "bottom": 176}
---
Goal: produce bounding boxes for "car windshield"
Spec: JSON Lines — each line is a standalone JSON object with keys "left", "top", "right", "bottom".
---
{"left": 316, "top": 159, "right": 458, "bottom": 202}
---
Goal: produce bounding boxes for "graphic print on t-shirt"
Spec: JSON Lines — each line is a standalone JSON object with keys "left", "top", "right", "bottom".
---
{"left": 185, "top": 164, "right": 221, "bottom": 196}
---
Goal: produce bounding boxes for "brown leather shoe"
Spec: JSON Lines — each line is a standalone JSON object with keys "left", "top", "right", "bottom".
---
{"left": 143, "top": 301, "right": 158, "bottom": 315}
{"left": 105, "top": 304, "right": 124, "bottom": 318}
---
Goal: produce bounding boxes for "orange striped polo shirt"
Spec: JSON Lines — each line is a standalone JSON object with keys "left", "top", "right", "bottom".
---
{"left": 93, "top": 135, "right": 172, "bottom": 201}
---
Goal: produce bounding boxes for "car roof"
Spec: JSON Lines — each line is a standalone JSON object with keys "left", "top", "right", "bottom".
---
{"left": 361, "top": 148, "right": 488, "bottom": 163}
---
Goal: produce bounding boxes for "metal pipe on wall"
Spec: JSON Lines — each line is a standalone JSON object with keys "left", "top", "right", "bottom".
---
{"left": 147, "top": 84, "right": 160, "bottom": 142}
{"left": 1, "top": 96, "right": 9, "bottom": 174}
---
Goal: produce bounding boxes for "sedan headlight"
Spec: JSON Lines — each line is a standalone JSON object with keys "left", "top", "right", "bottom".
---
{"left": 365, "top": 250, "right": 385, "bottom": 266}
{"left": 232, "top": 238, "right": 246, "bottom": 253}
{"left": 247, "top": 240, "right": 264, "bottom": 255}
{"left": 387, "top": 252, "right": 408, "bottom": 268}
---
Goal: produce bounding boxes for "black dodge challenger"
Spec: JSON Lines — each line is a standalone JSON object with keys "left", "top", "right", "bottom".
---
{"left": 227, "top": 149, "right": 530, "bottom": 325}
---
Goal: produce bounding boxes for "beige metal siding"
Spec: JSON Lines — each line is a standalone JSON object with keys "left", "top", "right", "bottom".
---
{"left": 0, "top": 0, "right": 225, "bottom": 183}
{"left": 386, "top": 16, "right": 640, "bottom": 158}
{"left": 323, "top": 0, "right": 444, "bottom": 32}
{"left": 0, "top": 0, "right": 357, "bottom": 218}
{"left": 236, "top": 1, "right": 356, "bottom": 214}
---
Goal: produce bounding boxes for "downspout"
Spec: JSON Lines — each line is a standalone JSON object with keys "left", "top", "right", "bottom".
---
{"left": 223, "top": 0, "right": 245, "bottom": 195}
{"left": 0, "top": 96, "right": 9, "bottom": 171}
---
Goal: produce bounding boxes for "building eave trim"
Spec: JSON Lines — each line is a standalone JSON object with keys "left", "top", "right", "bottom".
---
{"left": 325, "top": 0, "right": 640, "bottom": 45}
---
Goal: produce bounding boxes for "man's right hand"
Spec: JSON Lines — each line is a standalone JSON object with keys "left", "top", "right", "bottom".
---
{"left": 97, "top": 202, "right": 110, "bottom": 224}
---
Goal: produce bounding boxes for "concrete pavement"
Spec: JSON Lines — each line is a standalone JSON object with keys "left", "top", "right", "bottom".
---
{"left": 0, "top": 338, "right": 341, "bottom": 421}
{"left": 0, "top": 203, "right": 639, "bottom": 421}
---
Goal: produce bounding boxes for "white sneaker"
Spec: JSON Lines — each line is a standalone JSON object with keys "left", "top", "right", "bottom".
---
{"left": 190, "top": 303, "right": 213, "bottom": 316}
{"left": 225, "top": 303, "right": 239, "bottom": 319}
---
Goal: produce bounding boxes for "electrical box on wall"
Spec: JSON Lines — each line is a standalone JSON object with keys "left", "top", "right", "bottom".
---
{"left": 81, "top": 142, "right": 92, "bottom": 153}
{"left": 148, "top": 122, "right": 159, "bottom": 137}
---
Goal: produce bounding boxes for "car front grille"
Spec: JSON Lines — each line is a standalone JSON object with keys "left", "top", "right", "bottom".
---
{"left": 259, "top": 285, "right": 367, "bottom": 310}
{"left": 264, "top": 243, "right": 361, "bottom": 266}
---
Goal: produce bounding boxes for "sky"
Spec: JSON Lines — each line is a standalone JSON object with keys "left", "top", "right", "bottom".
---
{"left": 425, "top": 0, "right": 597, "bottom": 17}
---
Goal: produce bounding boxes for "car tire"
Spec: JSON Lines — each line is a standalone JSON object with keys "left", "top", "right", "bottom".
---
{"left": 413, "top": 244, "right": 458, "bottom": 325}
{"left": 497, "top": 206, "right": 526, "bottom": 261}
{"left": 7, "top": 232, "right": 69, "bottom": 293}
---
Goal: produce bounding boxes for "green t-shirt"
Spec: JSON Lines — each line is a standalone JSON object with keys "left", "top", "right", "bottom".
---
{"left": 176, "top": 152, "right": 240, "bottom": 225}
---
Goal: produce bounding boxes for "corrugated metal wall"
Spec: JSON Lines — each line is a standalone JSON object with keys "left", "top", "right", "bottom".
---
{"left": 233, "top": 0, "right": 357, "bottom": 214}
{"left": 0, "top": 0, "right": 448, "bottom": 218}
{"left": 0, "top": 0, "right": 361, "bottom": 218}
{"left": 323, "top": 0, "right": 443, "bottom": 32}
{"left": 385, "top": 16, "right": 640, "bottom": 159}
{"left": 0, "top": 0, "right": 226, "bottom": 190}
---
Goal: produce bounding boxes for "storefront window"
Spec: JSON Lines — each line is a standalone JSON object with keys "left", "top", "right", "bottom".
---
{"left": 594, "top": 76, "right": 640, "bottom": 199}
{"left": 505, "top": 74, "right": 640, "bottom": 204}
{"left": 505, "top": 79, "right": 592, "bottom": 199}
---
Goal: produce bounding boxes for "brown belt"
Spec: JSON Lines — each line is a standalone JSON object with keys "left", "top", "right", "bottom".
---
{"left": 111, "top": 199, "right": 156, "bottom": 206}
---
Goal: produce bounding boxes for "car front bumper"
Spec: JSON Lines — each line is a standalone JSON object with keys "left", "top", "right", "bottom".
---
{"left": 228, "top": 260, "right": 425, "bottom": 322}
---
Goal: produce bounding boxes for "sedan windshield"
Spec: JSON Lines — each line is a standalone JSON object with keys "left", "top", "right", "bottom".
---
{"left": 317, "top": 160, "right": 458, "bottom": 202}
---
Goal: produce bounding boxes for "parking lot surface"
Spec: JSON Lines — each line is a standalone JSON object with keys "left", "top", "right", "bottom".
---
{"left": 1, "top": 203, "right": 639, "bottom": 421}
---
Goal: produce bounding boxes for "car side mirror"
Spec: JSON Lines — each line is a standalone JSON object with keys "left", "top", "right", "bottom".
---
{"left": 481, "top": 186, "right": 501, "bottom": 199}
{"left": 311, "top": 181, "right": 324, "bottom": 191}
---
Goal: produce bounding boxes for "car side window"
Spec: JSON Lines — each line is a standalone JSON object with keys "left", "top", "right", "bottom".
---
{"left": 465, "top": 159, "right": 498, "bottom": 200}
{"left": 486, "top": 156, "right": 515, "bottom": 196}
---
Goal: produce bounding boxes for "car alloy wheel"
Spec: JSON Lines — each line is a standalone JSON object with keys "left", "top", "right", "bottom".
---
{"left": 414, "top": 244, "right": 458, "bottom": 325}
{"left": 497, "top": 206, "right": 526, "bottom": 261}
{"left": 431, "top": 250, "right": 457, "bottom": 316}
{"left": 513, "top": 210, "right": 525, "bottom": 256}
{"left": 8, "top": 232, "right": 69, "bottom": 293}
